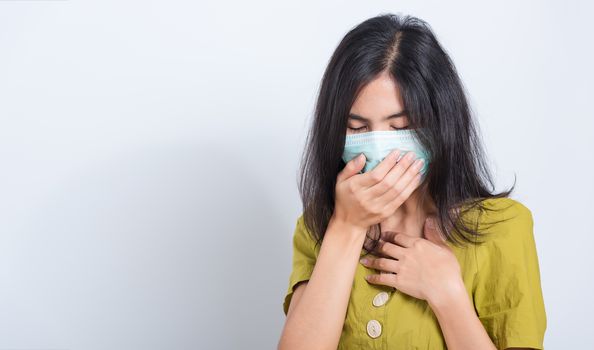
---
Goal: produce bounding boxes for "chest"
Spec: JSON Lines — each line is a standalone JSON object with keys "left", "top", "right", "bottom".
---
{"left": 338, "top": 245, "right": 476, "bottom": 350}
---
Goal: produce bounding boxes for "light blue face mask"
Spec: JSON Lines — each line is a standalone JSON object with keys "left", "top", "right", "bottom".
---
{"left": 341, "top": 129, "right": 431, "bottom": 177}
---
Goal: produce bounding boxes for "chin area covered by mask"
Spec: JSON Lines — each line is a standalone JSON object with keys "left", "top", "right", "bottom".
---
{"left": 341, "top": 129, "right": 430, "bottom": 179}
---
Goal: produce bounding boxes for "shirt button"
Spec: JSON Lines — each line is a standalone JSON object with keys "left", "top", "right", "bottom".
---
{"left": 366, "top": 319, "right": 382, "bottom": 338}
{"left": 372, "top": 291, "right": 389, "bottom": 307}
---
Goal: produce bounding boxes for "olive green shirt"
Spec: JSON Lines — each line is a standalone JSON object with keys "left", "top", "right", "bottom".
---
{"left": 282, "top": 198, "right": 547, "bottom": 349}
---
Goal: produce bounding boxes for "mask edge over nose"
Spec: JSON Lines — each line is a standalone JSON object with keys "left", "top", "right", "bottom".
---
{"left": 341, "top": 129, "right": 431, "bottom": 177}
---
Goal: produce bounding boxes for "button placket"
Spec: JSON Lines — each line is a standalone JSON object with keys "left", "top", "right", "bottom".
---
{"left": 364, "top": 289, "right": 393, "bottom": 339}
{"left": 360, "top": 257, "right": 395, "bottom": 341}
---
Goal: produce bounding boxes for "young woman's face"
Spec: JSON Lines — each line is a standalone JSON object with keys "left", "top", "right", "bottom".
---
{"left": 347, "top": 70, "right": 411, "bottom": 135}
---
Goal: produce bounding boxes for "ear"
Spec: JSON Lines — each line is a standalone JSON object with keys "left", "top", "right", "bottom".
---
{"left": 423, "top": 216, "right": 448, "bottom": 247}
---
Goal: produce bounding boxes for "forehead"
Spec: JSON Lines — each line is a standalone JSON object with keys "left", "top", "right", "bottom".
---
{"left": 349, "top": 71, "right": 405, "bottom": 120}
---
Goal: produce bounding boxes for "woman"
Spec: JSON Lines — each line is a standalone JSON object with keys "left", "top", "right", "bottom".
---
{"left": 278, "top": 13, "right": 546, "bottom": 350}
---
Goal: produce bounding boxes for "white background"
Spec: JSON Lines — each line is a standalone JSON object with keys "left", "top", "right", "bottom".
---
{"left": 0, "top": 0, "right": 592, "bottom": 349}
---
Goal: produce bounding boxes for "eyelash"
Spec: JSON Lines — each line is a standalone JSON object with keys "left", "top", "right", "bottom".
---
{"left": 347, "top": 126, "right": 408, "bottom": 132}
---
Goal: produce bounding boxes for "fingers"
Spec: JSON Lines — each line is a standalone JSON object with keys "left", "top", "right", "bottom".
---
{"left": 337, "top": 153, "right": 366, "bottom": 183}
{"left": 376, "top": 238, "right": 406, "bottom": 259}
{"left": 357, "top": 149, "right": 401, "bottom": 187}
{"left": 365, "top": 271, "right": 398, "bottom": 287}
{"left": 371, "top": 166, "right": 422, "bottom": 213}
{"left": 366, "top": 151, "right": 423, "bottom": 198}
{"left": 391, "top": 232, "right": 417, "bottom": 248}
{"left": 360, "top": 255, "right": 400, "bottom": 274}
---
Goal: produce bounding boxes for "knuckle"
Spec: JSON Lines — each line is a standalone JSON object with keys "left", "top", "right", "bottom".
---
{"left": 384, "top": 244, "right": 395, "bottom": 257}
{"left": 394, "top": 191, "right": 405, "bottom": 203}
{"left": 405, "top": 154, "right": 415, "bottom": 164}
{"left": 377, "top": 258, "right": 386, "bottom": 269}
{"left": 377, "top": 240, "right": 386, "bottom": 253}
{"left": 387, "top": 182, "right": 398, "bottom": 195}
{"left": 397, "top": 160, "right": 408, "bottom": 170}
{"left": 370, "top": 172, "right": 382, "bottom": 183}
{"left": 393, "top": 182, "right": 405, "bottom": 194}
{"left": 401, "top": 185, "right": 413, "bottom": 197}
{"left": 347, "top": 181, "right": 357, "bottom": 193}
{"left": 385, "top": 274, "right": 396, "bottom": 287}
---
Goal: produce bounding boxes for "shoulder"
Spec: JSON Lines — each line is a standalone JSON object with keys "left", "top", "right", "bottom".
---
{"left": 293, "top": 213, "right": 308, "bottom": 241}
{"left": 473, "top": 197, "right": 539, "bottom": 271}
{"left": 292, "top": 213, "right": 321, "bottom": 257}
{"left": 476, "top": 197, "right": 534, "bottom": 243}
{"left": 480, "top": 197, "right": 532, "bottom": 220}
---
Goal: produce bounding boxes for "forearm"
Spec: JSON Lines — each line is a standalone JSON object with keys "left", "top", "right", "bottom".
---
{"left": 428, "top": 279, "right": 497, "bottom": 350}
{"left": 279, "top": 218, "right": 367, "bottom": 350}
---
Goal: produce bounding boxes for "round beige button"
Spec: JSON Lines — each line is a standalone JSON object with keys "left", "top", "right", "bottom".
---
{"left": 366, "top": 319, "right": 382, "bottom": 338}
{"left": 372, "top": 291, "right": 389, "bottom": 307}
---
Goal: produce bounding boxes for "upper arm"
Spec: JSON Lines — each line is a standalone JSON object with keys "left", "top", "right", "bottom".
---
{"left": 282, "top": 214, "right": 318, "bottom": 316}
{"left": 286, "top": 281, "right": 308, "bottom": 318}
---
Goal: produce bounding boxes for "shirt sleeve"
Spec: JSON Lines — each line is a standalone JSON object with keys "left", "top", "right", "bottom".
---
{"left": 472, "top": 199, "right": 547, "bottom": 349}
{"left": 282, "top": 214, "right": 319, "bottom": 316}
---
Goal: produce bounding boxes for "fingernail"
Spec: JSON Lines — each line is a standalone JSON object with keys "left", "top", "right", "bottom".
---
{"left": 360, "top": 258, "right": 368, "bottom": 264}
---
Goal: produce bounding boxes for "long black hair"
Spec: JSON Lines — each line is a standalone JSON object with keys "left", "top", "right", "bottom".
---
{"left": 298, "top": 13, "right": 516, "bottom": 253}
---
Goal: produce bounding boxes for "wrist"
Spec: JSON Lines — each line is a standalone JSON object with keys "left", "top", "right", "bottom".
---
{"left": 327, "top": 215, "right": 368, "bottom": 245}
{"left": 427, "top": 277, "right": 468, "bottom": 313}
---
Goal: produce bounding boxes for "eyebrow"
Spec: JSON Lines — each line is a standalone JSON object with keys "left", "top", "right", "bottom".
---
{"left": 348, "top": 110, "right": 407, "bottom": 122}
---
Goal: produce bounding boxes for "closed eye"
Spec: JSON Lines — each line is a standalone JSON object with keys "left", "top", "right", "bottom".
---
{"left": 347, "top": 125, "right": 409, "bottom": 132}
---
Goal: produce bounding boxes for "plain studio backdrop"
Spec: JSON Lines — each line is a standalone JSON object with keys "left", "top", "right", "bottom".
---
{"left": 0, "top": 0, "right": 592, "bottom": 349}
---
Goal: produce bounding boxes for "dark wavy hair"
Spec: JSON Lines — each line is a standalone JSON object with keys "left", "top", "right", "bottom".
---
{"left": 298, "top": 13, "right": 516, "bottom": 253}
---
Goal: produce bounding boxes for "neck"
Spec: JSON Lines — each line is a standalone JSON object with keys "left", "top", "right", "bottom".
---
{"left": 379, "top": 183, "right": 437, "bottom": 238}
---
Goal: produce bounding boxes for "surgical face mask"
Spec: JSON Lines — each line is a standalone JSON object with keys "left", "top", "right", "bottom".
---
{"left": 341, "top": 129, "right": 430, "bottom": 177}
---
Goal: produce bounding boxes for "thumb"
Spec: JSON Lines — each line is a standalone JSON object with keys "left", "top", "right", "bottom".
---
{"left": 423, "top": 216, "right": 448, "bottom": 247}
{"left": 338, "top": 153, "right": 366, "bottom": 183}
